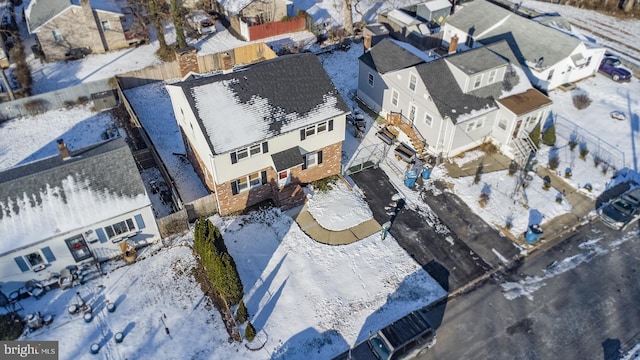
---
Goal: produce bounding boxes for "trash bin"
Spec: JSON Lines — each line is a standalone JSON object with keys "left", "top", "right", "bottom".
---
{"left": 421, "top": 167, "right": 432, "bottom": 179}
{"left": 404, "top": 170, "right": 418, "bottom": 188}
{"left": 525, "top": 224, "right": 543, "bottom": 243}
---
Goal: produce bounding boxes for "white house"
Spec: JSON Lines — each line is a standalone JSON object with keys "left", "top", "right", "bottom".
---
{"left": 441, "top": 0, "right": 606, "bottom": 91}
{"left": 0, "top": 138, "right": 160, "bottom": 293}
{"left": 357, "top": 38, "right": 552, "bottom": 162}
{"left": 165, "top": 53, "right": 350, "bottom": 215}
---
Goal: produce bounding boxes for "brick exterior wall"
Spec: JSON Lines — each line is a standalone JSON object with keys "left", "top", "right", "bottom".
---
{"left": 214, "top": 142, "right": 343, "bottom": 215}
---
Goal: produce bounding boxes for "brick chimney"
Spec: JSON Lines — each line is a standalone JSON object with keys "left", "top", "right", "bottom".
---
{"left": 175, "top": 46, "right": 199, "bottom": 77}
{"left": 57, "top": 139, "right": 71, "bottom": 160}
{"left": 448, "top": 34, "right": 458, "bottom": 54}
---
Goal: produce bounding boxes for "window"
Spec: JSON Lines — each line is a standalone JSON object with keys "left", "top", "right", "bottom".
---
{"left": 409, "top": 104, "right": 417, "bottom": 122}
{"left": 249, "top": 144, "right": 261, "bottom": 156}
{"left": 305, "top": 125, "right": 316, "bottom": 137}
{"left": 236, "top": 148, "right": 249, "bottom": 161}
{"left": 52, "top": 29, "right": 64, "bottom": 43}
{"left": 585, "top": 56, "right": 592, "bottom": 67}
{"left": 466, "top": 121, "right": 475, "bottom": 132}
{"left": 302, "top": 151, "right": 323, "bottom": 170}
{"left": 230, "top": 142, "right": 269, "bottom": 163}
{"left": 231, "top": 171, "right": 267, "bottom": 195}
{"left": 475, "top": 117, "right": 484, "bottom": 129}
{"left": 26, "top": 252, "right": 44, "bottom": 267}
{"left": 546, "top": 69, "right": 554, "bottom": 81}
{"left": 488, "top": 69, "right": 497, "bottom": 83}
{"left": 498, "top": 118, "right": 507, "bottom": 130}
{"left": 409, "top": 74, "right": 417, "bottom": 91}
{"left": 299, "top": 120, "right": 333, "bottom": 140}
{"left": 104, "top": 218, "right": 136, "bottom": 239}
{"left": 368, "top": 73, "right": 374, "bottom": 87}
{"left": 65, "top": 235, "right": 92, "bottom": 262}
{"left": 391, "top": 90, "right": 399, "bottom": 106}
{"left": 101, "top": 20, "right": 111, "bottom": 30}
{"left": 424, "top": 113, "right": 433, "bottom": 127}
{"left": 473, "top": 74, "right": 482, "bottom": 89}
{"left": 249, "top": 172, "right": 261, "bottom": 188}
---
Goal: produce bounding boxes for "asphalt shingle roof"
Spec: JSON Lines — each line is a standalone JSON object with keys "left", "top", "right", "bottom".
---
{"left": 445, "top": 0, "right": 581, "bottom": 69}
{"left": 0, "top": 137, "right": 145, "bottom": 211}
{"left": 173, "top": 53, "right": 350, "bottom": 154}
{"left": 359, "top": 38, "right": 427, "bottom": 74}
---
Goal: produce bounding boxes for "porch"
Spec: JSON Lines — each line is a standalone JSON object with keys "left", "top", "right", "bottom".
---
{"left": 385, "top": 112, "right": 427, "bottom": 158}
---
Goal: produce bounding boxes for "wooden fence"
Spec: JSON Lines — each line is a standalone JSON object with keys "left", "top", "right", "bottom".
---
{"left": 117, "top": 43, "right": 277, "bottom": 89}
{"left": 156, "top": 209, "right": 190, "bottom": 238}
{"left": 249, "top": 17, "right": 307, "bottom": 41}
{"left": 185, "top": 193, "right": 218, "bottom": 222}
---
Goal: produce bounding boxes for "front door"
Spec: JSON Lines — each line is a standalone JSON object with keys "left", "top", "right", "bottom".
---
{"left": 512, "top": 119, "right": 522, "bottom": 138}
{"left": 278, "top": 170, "right": 290, "bottom": 187}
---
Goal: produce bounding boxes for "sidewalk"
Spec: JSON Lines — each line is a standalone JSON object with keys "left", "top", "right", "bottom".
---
{"left": 286, "top": 204, "right": 382, "bottom": 245}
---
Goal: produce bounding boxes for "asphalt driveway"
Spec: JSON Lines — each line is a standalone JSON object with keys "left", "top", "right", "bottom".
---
{"left": 351, "top": 167, "right": 519, "bottom": 291}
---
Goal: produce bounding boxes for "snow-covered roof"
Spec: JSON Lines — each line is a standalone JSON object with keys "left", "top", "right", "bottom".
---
{"left": 169, "top": 53, "right": 350, "bottom": 154}
{"left": 446, "top": 0, "right": 582, "bottom": 69}
{"left": 0, "top": 138, "right": 150, "bottom": 254}
{"left": 387, "top": 9, "right": 422, "bottom": 27}
{"left": 26, "top": 0, "right": 123, "bottom": 33}
{"left": 423, "top": 0, "right": 452, "bottom": 12}
{"left": 218, "top": 0, "right": 254, "bottom": 14}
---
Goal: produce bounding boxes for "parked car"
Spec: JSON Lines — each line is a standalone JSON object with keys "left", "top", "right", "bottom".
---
{"left": 598, "top": 56, "right": 632, "bottom": 82}
{"left": 64, "top": 47, "right": 92, "bottom": 60}
{"left": 598, "top": 188, "right": 640, "bottom": 230}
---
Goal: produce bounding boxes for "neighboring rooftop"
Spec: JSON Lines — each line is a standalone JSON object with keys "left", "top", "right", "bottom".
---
{"left": 26, "top": 0, "right": 123, "bottom": 33}
{"left": 445, "top": 0, "right": 582, "bottom": 69}
{"left": 0, "top": 137, "right": 149, "bottom": 254}
{"left": 358, "top": 38, "right": 431, "bottom": 73}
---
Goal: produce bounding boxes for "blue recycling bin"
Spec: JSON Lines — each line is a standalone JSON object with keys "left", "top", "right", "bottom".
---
{"left": 404, "top": 170, "right": 418, "bottom": 188}
{"left": 525, "top": 224, "right": 543, "bottom": 243}
{"left": 421, "top": 167, "right": 432, "bottom": 179}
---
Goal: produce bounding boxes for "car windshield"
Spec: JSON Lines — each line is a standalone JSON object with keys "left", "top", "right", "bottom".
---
{"left": 611, "top": 198, "right": 633, "bottom": 215}
{"left": 611, "top": 59, "right": 622, "bottom": 67}
{"left": 369, "top": 334, "right": 391, "bottom": 360}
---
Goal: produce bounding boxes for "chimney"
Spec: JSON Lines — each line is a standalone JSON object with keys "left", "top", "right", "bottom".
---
{"left": 57, "top": 139, "right": 70, "bottom": 160}
{"left": 448, "top": 34, "right": 458, "bottom": 54}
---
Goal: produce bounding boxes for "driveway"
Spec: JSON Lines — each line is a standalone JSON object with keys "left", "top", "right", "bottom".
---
{"left": 351, "top": 168, "right": 519, "bottom": 291}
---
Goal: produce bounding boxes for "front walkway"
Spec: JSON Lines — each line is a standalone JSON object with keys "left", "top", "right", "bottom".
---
{"left": 287, "top": 205, "right": 381, "bottom": 245}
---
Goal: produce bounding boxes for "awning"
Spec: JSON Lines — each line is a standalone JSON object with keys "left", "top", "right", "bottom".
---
{"left": 271, "top": 147, "right": 303, "bottom": 172}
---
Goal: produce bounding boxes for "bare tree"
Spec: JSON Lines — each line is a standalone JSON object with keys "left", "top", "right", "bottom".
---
{"left": 343, "top": 0, "right": 354, "bottom": 36}
{"left": 170, "top": 0, "right": 187, "bottom": 49}
{"left": 147, "top": 0, "right": 171, "bottom": 59}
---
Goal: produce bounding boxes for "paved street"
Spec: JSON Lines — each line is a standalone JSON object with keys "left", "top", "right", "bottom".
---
{"left": 419, "top": 221, "right": 640, "bottom": 360}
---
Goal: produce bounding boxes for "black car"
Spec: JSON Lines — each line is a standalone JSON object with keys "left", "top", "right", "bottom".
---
{"left": 65, "top": 47, "right": 92, "bottom": 60}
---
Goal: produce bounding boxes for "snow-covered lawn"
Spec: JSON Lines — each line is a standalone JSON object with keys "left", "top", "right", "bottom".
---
{"left": 15, "top": 205, "right": 445, "bottom": 360}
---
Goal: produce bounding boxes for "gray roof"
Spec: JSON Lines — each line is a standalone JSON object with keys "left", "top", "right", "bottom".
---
{"left": 416, "top": 42, "right": 522, "bottom": 123}
{"left": 0, "top": 137, "right": 145, "bottom": 218}
{"left": 359, "top": 38, "right": 427, "bottom": 74}
{"left": 271, "top": 147, "right": 303, "bottom": 172}
{"left": 445, "top": 0, "right": 581, "bottom": 69}
{"left": 26, "top": 0, "right": 72, "bottom": 32}
{"left": 175, "top": 53, "right": 350, "bottom": 154}
{"left": 26, "top": 0, "right": 123, "bottom": 33}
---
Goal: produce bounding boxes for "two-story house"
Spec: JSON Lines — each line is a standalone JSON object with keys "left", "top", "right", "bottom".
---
{"left": 357, "top": 38, "right": 552, "bottom": 162}
{"left": 441, "top": 0, "right": 605, "bottom": 91}
{"left": 165, "top": 53, "right": 350, "bottom": 215}
{"left": 0, "top": 138, "right": 160, "bottom": 293}
{"left": 26, "top": 0, "right": 147, "bottom": 61}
